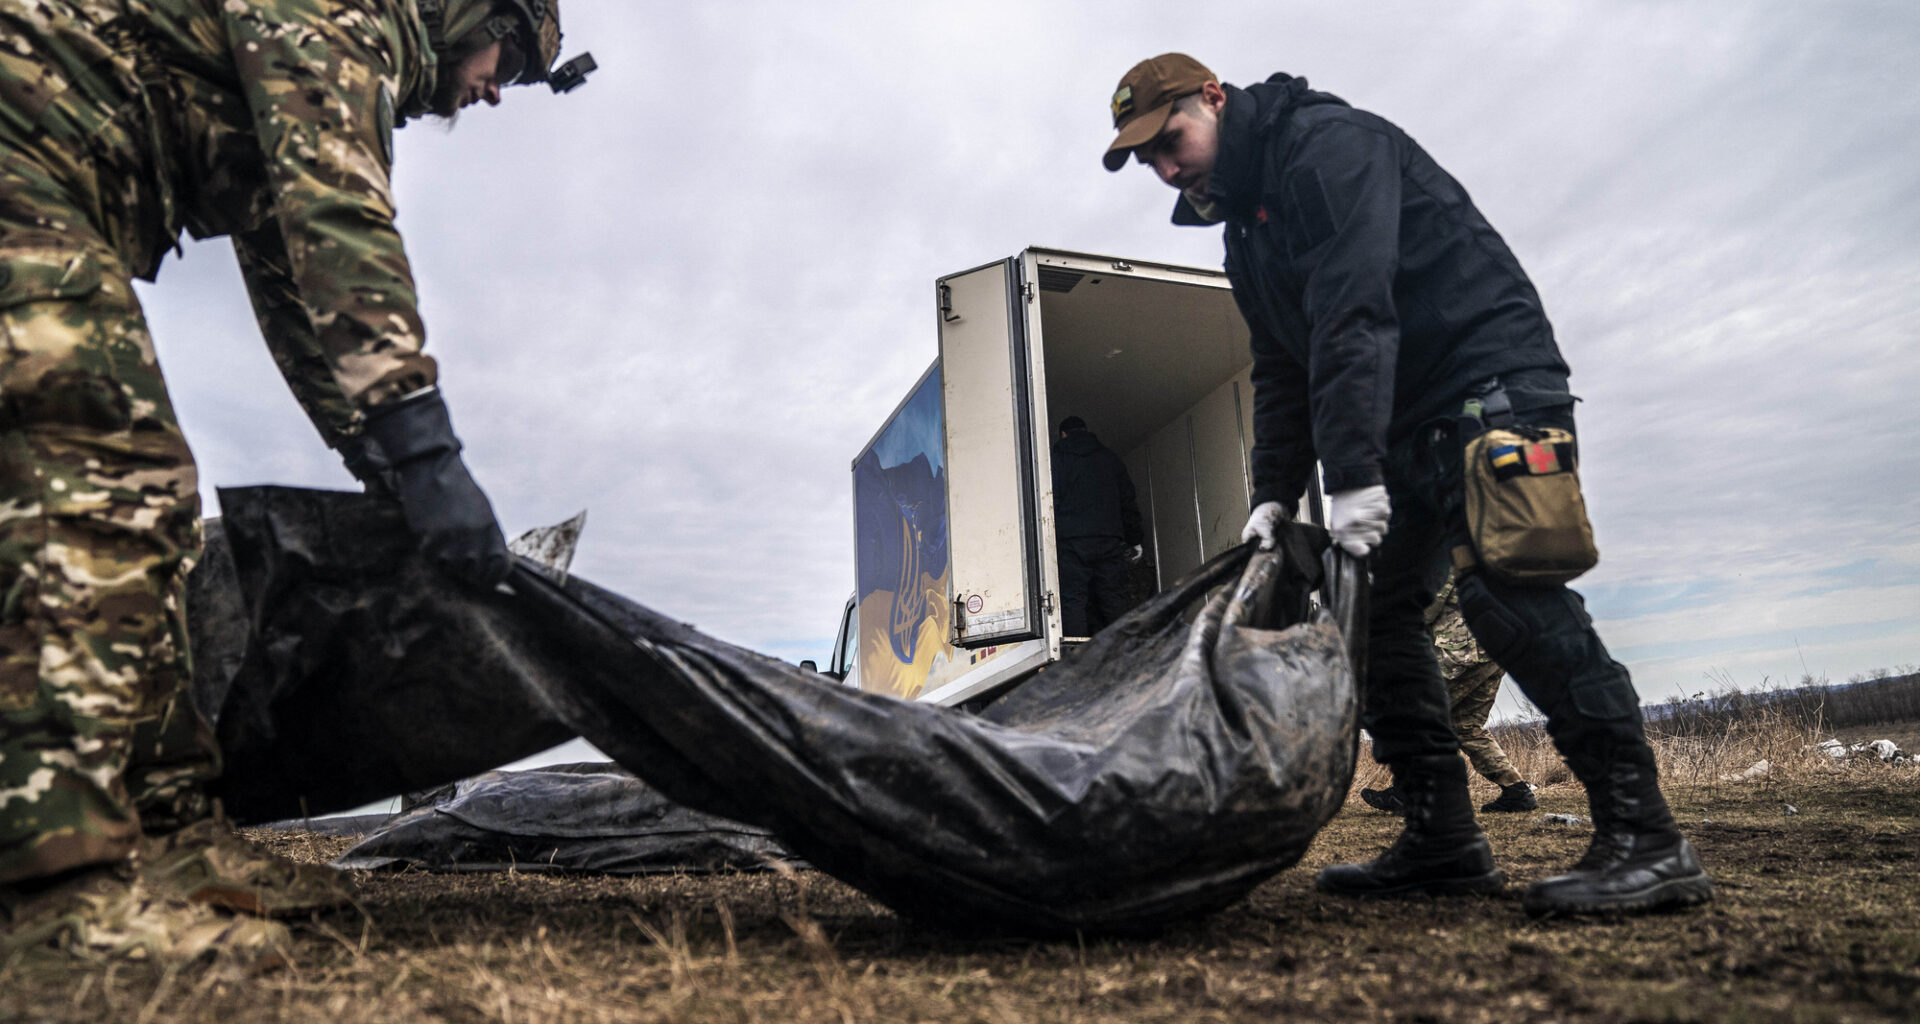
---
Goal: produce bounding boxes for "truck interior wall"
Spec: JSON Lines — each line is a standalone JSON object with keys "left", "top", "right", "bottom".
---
{"left": 1145, "top": 417, "right": 1202, "bottom": 580}
{"left": 1034, "top": 271, "right": 1256, "bottom": 589}
{"left": 1189, "top": 374, "right": 1254, "bottom": 562}
{"left": 1119, "top": 445, "right": 1158, "bottom": 588}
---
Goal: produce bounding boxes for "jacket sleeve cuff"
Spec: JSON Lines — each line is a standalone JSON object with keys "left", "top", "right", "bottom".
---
{"left": 1250, "top": 483, "right": 1300, "bottom": 518}
{"left": 1320, "top": 463, "right": 1384, "bottom": 494}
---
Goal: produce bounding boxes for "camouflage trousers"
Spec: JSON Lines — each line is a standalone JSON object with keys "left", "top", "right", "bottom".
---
{"left": 1446, "top": 660, "right": 1522, "bottom": 788}
{"left": 0, "top": 152, "right": 217, "bottom": 886}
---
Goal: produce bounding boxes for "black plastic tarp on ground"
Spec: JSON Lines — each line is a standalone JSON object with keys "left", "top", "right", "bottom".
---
{"left": 331, "top": 763, "right": 796, "bottom": 875}
{"left": 196, "top": 487, "right": 1361, "bottom": 933}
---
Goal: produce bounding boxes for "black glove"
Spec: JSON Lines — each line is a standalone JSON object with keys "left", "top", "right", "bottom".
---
{"left": 346, "top": 388, "right": 511, "bottom": 587}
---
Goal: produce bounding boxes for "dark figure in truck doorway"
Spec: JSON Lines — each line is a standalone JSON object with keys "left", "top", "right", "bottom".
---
{"left": 1050, "top": 416, "right": 1145, "bottom": 638}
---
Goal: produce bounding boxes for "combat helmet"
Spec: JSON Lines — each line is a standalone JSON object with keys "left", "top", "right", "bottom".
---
{"left": 418, "top": 0, "right": 597, "bottom": 93}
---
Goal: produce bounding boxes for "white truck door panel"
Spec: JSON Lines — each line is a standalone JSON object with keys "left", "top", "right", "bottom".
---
{"left": 937, "top": 259, "right": 1044, "bottom": 647}
{"left": 1146, "top": 415, "right": 1204, "bottom": 583}
{"left": 1191, "top": 377, "right": 1253, "bottom": 560}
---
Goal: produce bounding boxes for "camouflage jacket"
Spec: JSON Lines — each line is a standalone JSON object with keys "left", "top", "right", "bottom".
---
{"left": 0, "top": 0, "right": 441, "bottom": 443}
{"left": 1424, "top": 572, "right": 1493, "bottom": 680}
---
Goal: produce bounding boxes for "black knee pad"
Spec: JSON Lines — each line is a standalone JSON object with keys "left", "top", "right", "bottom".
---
{"left": 1565, "top": 657, "right": 1640, "bottom": 723}
{"left": 1454, "top": 571, "right": 1529, "bottom": 664}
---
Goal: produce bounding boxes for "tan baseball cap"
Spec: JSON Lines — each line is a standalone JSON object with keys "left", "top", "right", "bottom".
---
{"left": 1103, "top": 53, "right": 1217, "bottom": 171}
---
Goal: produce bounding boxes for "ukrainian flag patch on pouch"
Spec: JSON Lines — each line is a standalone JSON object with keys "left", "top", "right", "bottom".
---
{"left": 1488, "top": 440, "right": 1573, "bottom": 480}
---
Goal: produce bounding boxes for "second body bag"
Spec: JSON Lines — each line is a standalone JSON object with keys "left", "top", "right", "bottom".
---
{"left": 1460, "top": 426, "right": 1598, "bottom": 585}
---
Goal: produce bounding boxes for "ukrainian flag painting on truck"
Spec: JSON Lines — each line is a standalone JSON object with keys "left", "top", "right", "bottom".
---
{"left": 853, "top": 365, "right": 951, "bottom": 699}
{"left": 849, "top": 358, "right": 1046, "bottom": 704}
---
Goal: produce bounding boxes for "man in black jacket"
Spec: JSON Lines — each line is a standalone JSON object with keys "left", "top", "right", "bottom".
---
{"left": 1051, "top": 417, "right": 1146, "bottom": 637}
{"left": 1102, "top": 54, "right": 1710, "bottom": 916}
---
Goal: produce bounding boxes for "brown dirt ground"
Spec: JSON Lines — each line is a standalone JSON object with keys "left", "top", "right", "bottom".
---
{"left": 3, "top": 757, "right": 1916, "bottom": 1023}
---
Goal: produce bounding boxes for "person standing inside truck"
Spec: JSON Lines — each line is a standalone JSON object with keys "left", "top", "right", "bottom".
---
{"left": 1362, "top": 572, "right": 1537, "bottom": 815}
{"left": 1050, "top": 416, "right": 1146, "bottom": 637}
{"left": 0, "top": 0, "right": 593, "bottom": 957}
{"left": 1101, "top": 54, "right": 1710, "bottom": 916}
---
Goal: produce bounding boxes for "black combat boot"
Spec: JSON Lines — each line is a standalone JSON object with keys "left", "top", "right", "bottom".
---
{"left": 1318, "top": 755, "right": 1506, "bottom": 897}
{"left": 1523, "top": 758, "right": 1712, "bottom": 916}
{"left": 1359, "top": 785, "right": 1406, "bottom": 814}
{"left": 1480, "top": 781, "right": 1537, "bottom": 813}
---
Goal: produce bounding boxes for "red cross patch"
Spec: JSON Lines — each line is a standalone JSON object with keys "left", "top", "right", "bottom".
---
{"left": 1525, "top": 443, "right": 1562, "bottom": 475}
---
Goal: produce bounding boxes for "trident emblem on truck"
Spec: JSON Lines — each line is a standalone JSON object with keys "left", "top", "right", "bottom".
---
{"left": 889, "top": 514, "right": 925, "bottom": 661}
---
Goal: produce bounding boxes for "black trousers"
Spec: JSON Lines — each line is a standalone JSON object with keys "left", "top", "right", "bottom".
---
{"left": 1364, "top": 385, "right": 1658, "bottom": 785}
{"left": 1058, "top": 536, "right": 1131, "bottom": 638}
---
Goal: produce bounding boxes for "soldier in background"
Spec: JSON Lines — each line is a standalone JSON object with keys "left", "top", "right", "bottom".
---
{"left": 1051, "top": 416, "right": 1145, "bottom": 637}
{"left": 1363, "top": 572, "right": 1538, "bottom": 814}
{"left": 0, "top": 0, "right": 591, "bottom": 958}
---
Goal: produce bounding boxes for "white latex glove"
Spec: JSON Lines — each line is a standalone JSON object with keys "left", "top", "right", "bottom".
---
{"left": 1128, "top": 544, "right": 1145, "bottom": 562}
{"left": 1240, "top": 501, "right": 1288, "bottom": 551}
{"left": 1329, "top": 485, "right": 1391, "bottom": 557}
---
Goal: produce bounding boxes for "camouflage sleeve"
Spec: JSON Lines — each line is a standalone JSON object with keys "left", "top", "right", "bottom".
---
{"left": 222, "top": 0, "right": 437, "bottom": 411}
{"left": 232, "top": 223, "right": 362, "bottom": 446}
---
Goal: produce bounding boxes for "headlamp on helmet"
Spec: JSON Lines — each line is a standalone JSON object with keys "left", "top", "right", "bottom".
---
{"left": 496, "top": 0, "right": 596, "bottom": 92}
{"left": 419, "top": 0, "right": 596, "bottom": 94}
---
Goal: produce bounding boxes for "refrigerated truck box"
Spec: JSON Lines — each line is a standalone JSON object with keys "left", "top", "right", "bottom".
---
{"left": 829, "top": 247, "right": 1323, "bottom": 706}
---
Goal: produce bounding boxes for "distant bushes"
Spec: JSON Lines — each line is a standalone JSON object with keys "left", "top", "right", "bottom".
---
{"left": 1427, "top": 668, "right": 1920, "bottom": 798}
{"left": 1347, "top": 670, "right": 1920, "bottom": 801}
{"left": 1639, "top": 669, "right": 1920, "bottom": 740}
{"left": 1480, "top": 669, "right": 1920, "bottom": 749}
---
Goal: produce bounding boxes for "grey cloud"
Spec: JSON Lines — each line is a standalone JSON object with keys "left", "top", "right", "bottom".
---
{"left": 136, "top": 0, "right": 1918, "bottom": 701}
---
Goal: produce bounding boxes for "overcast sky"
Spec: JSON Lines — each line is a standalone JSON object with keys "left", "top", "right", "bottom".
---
{"left": 137, "top": 0, "right": 1917, "bottom": 730}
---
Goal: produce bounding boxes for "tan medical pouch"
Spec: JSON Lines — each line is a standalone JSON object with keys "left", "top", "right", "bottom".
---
{"left": 1460, "top": 426, "right": 1598, "bottom": 585}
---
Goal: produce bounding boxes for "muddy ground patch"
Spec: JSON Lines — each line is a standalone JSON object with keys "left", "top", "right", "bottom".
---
{"left": 4, "top": 764, "right": 1916, "bottom": 1023}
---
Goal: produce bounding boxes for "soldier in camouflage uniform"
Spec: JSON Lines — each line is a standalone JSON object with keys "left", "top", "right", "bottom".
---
{"left": 1362, "top": 571, "right": 1537, "bottom": 814}
{"left": 1359, "top": 576, "right": 1536, "bottom": 814}
{"left": 1428, "top": 574, "right": 1536, "bottom": 810}
{"left": 0, "top": 0, "right": 588, "bottom": 953}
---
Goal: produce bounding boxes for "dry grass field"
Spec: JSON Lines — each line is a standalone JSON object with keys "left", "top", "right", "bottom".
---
{"left": 4, "top": 718, "right": 1917, "bottom": 1024}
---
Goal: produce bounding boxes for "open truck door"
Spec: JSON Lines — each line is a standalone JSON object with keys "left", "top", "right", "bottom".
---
{"left": 936, "top": 259, "right": 1050, "bottom": 648}
{"left": 846, "top": 246, "right": 1328, "bottom": 708}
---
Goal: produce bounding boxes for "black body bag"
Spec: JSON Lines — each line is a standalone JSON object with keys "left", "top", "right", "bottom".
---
{"left": 192, "top": 487, "right": 1363, "bottom": 934}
